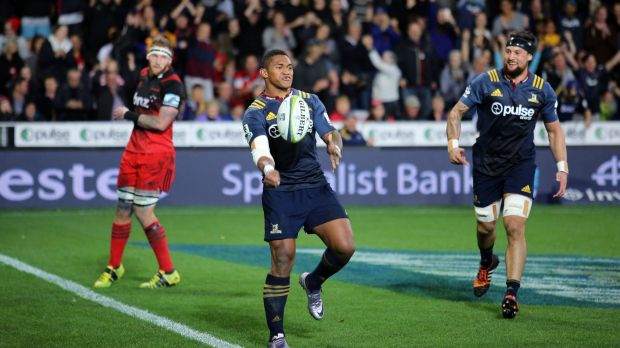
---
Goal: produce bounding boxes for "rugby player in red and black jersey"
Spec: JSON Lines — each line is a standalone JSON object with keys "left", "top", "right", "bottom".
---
{"left": 94, "top": 36, "right": 186, "bottom": 289}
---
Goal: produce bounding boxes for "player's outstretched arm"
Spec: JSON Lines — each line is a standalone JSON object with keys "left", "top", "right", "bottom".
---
{"left": 544, "top": 120, "right": 568, "bottom": 198}
{"left": 322, "top": 130, "right": 343, "bottom": 172}
{"left": 446, "top": 101, "right": 469, "bottom": 166}
{"left": 113, "top": 106, "right": 178, "bottom": 131}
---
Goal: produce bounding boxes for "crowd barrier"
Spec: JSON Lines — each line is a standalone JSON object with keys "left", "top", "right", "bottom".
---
{"left": 1, "top": 146, "right": 618, "bottom": 208}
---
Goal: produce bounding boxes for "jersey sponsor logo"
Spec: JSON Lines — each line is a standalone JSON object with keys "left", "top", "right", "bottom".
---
{"left": 528, "top": 93, "right": 539, "bottom": 104}
{"left": 270, "top": 224, "right": 282, "bottom": 234}
{"left": 266, "top": 112, "right": 277, "bottom": 121}
{"left": 491, "top": 88, "right": 503, "bottom": 97}
{"left": 162, "top": 93, "right": 181, "bottom": 108}
{"left": 490, "top": 102, "right": 535, "bottom": 120}
{"left": 323, "top": 112, "right": 332, "bottom": 127}
{"left": 521, "top": 185, "right": 532, "bottom": 193}
{"left": 268, "top": 124, "right": 281, "bottom": 138}
{"left": 133, "top": 93, "right": 153, "bottom": 108}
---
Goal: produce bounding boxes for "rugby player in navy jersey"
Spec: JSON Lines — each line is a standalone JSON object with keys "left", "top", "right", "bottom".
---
{"left": 446, "top": 31, "right": 568, "bottom": 318}
{"left": 242, "top": 49, "right": 355, "bottom": 347}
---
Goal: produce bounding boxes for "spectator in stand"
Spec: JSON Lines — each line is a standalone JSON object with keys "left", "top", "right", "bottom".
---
{"left": 556, "top": 80, "right": 592, "bottom": 127}
{"left": 232, "top": 1, "right": 267, "bottom": 58}
{"left": 370, "top": 7, "right": 400, "bottom": 55}
{"left": 215, "top": 81, "right": 233, "bottom": 116}
{"left": 17, "top": 101, "right": 40, "bottom": 121}
{"left": 428, "top": 4, "right": 459, "bottom": 68}
{"left": 339, "top": 114, "right": 367, "bottom": 146}
{"left": 396, "top": 20, "right": 434, "bottom": 120}
{"left": 558, "top": 0, "right": 583, "bottom": 51}
{"left": 584, "top": 5, "right": 618, "bottom": 67}
{"left": 182, "top": 83, "right": 208, "bottom": 121}
{"left": 0, "top": 38, "right": 24, "bottom": 95}
{"left": 403, "top": 95, "right": 422, "bottom": 121}
{"left": 363, "top": 35, "right": 402, "bottom": 120}
{"left": 95, "top": 60, "right": 128, "bottom": 120}
{"left": 185, "top": 22, "right": 217, "bottom": 101}
{"left": 232, "top": 54, "right": 262, "bottom": 108}
{"left": 339, "top": 19, "right": 373, "bottom": 111}
{"left": 543, "top": 48, "right": 577, "bottom": 92}
{"left": 67, "top": 34, "right": 87, "bottom": 72}
{"left": 440, "top": 50, "right": 473, "bottom": 114}
{"left": 54, "top": 68, "right": 92, "bottom": 121}
{"left": 197, "top": 100, "right": 232, "bottom": 122}
{"left": 526, "top": 0, "right": 547, "bottom": 37}
{"left": 577, "top": 52, "right": 620, "bottom": 120}
{"left": 0, "top": 95, "right": 14, "bottom": 120}
{"left": 38, "top": 25, "right": 72, "bottom": 84}
{"left": 24, "top": 35, "right": 45, "bottom": 79}
{"left": 292, "top": 11, "right": 320, "bottom": 50}
{"left": 492, "top": 0, "right": 529, "bottom": 37}
{"left": 36, "top": 76, "right": 58, "bottom": 121}
{"left": 431, "top": 94, "right": 446, "bottom": 121}
{"left": 262, "top": 11, "right": 297, "bottom": 55}
{"left": 329, "top": 95, "right": 352, "bottom": 123}
{"left": 599, "top": 90, "right": 617, "bottom": 121}
{"left": 230, "top": 104, "right": 245, "bottom": 122}
{"left": 367, "top": 98, "right": 393, "bottom": 122}
{"left": 294, "top": 39, "right": 338, "bottom": 112}
{"left": 18, "top": 66, "right": 38, "bottom": 101}
{"left": 18, "top": 0, "right": 52, "bottom": 40}
{"left": 1, "top": 19, "right": 30, "bottom": 60}
{"left": 170, "top": 14, "right": 194, "bottom": 79}
{"left": 314, "top": 23, "right": 340, "bottom": 69}
{"left": 456, "top": 0, "right": 486, "bottom": 32}
{"left": 9, "top": 77, "right": 32, "bottom": 119}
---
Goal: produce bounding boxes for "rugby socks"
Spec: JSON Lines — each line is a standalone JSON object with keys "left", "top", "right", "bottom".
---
{"left": 263, "top": 274, "right": 290, "bottom": 339}
{"left": 506, "top": 279, "right": 521, "bottom": 297}
{"left": 109, "top": 222, "right": 131, "bottom": 268}
{"left": 144, "top": 221, "right": 174, "bottom": 273}
{"left": 480, "top": 244, "right": 494, "bottom": 268}
{"left": 306, "top": 248, "right": 349, "bottom": 291}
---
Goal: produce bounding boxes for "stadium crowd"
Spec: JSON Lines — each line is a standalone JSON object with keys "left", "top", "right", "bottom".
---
{"left": 0, "top": 0, "right": 619, "bottom": 125}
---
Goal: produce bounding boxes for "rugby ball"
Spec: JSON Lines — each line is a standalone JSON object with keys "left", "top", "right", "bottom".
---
{"left": 277, "top": 95, "right": 311, "bottom": 143}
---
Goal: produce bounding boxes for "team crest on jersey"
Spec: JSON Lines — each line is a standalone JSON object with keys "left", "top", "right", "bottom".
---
{"left": 270, "top": 224, "right": 282, "bottom": 234}
{"left": 528, "top": 93, "right": 539, "bottom": 104}
{"left": 266, "top": 112, "right": 277, "bottom": 121}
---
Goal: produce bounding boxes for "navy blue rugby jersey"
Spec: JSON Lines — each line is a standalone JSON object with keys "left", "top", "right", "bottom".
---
{"left": 242, "top": 89, "right": 335, "bottom": 191}
{"left": 459, "top": 68, "right": 558, "bottom": 176}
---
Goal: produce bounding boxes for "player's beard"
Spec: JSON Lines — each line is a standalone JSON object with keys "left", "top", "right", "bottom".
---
{"left": 150, "top": 62, "right": 171, "bottom": 76}
{"left": 503, "top": 63, "right": 526, "bottom": 79}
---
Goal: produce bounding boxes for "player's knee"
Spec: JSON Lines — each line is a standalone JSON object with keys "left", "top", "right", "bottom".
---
{"left": 476, "top": 221, "right": 496, "bottom": 235}
{"left": 474, "top": 200, "right": 501, "bottom": 224}
{"left": 504, "top": 216, "right": 525, "bottom": 239}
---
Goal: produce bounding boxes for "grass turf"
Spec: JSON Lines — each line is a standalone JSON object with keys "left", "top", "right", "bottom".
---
{"left": 0, "top": 205, "right": 619, "bottom": 347}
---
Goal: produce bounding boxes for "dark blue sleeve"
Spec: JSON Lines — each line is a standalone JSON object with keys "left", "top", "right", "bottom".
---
{"left": 309, "top": 94, "right": 335, "bottom": 138}
{"left": 540, "top": 82, "right": 559, "bottom": 123}
{"left": 459, "top": 73, "right": 486, "bottom": 109}
{"left": 242, "top": 108, "right": 266, "bottom": 146}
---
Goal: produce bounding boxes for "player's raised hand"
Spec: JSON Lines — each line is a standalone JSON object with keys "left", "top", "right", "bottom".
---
{"left": 553, "top": 171, "right": 567, "bottom": 198}
{"left": 113, "top": 106, "right": 129, "bottom": 120}
{"left": 449, "top": 148, "right": 469, "bottom": 166}
{"left": 263, "top": 168, "right": 281, "bottom": 188}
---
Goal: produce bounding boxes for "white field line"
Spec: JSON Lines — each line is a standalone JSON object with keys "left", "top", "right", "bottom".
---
{"left": 0, "top": 253, "right": 241, "bottom": 348}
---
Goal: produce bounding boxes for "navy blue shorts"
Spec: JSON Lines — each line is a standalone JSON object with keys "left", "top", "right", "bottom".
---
{"left": 473, "top": 163, "right": 536, "bottom": 207}
{"left": 262, "top": 184, "right": 348, "bottom": 241}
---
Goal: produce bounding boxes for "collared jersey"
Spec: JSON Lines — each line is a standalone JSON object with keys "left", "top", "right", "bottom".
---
{"left": 242, "top": 89, "right": 335, "bottom": 191}
{"left": 459, "top": 68, "right": 558, "bottom": 176}
{"left": 126, "top": 67, "right": 186, "bottom": 154}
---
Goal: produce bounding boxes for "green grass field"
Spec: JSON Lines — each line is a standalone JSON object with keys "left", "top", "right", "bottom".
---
{"left": 1, "top": 205, "right": 619, "bottom": 347}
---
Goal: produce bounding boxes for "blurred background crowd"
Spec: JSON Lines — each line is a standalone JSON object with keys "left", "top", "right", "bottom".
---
{"left": 0, "top": 0, "right": 619, "bottom": 131}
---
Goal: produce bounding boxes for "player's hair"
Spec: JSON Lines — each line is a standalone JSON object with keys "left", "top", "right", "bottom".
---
{"left": 261, "top": 49, "right": 289, "bottom": 69}
{"left": 150, "top": 35, "right": 174, "bottom": 52}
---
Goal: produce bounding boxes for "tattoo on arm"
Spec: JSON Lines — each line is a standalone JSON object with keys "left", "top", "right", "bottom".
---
{"left": 446, "top": 101, "right": 469, "bottom": 140}
{"left": 136, "top": 106, "right": 178, "bottom": 131}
